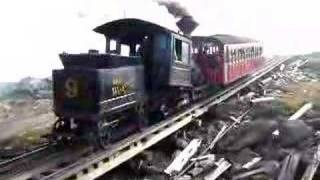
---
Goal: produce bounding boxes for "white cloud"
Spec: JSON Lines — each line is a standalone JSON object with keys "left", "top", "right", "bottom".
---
{"left": 0, "top": 0, "right": 319, "bottom": 81}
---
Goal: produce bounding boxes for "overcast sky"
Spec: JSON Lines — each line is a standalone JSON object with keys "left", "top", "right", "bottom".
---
{"left": 0, "top": 0, "right": 319, "bottom": 82}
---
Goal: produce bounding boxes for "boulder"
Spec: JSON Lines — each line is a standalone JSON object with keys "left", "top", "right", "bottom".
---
{"left": 219, "top": 120, "right": 278, "bottom": 151}
{"left": 278, "top": 120, "right": 313, "bottom": 147}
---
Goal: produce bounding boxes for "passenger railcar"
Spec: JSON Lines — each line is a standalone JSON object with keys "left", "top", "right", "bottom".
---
{"left": 192, "top": 35, "right": 264, "bottom": 86}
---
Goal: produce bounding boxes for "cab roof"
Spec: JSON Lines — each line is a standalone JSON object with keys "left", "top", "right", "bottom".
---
{"left": 192, "top": 34, "right": 259, "bottom": 45}
{"left": 94, "top": 18, "right": 188, "bottom": 41}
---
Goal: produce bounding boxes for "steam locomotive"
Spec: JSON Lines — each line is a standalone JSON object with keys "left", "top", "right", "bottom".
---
{"left": 52, "top": 17, "right": 264, "bottom": 148}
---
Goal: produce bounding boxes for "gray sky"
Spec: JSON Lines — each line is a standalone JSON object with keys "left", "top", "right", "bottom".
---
{"left": 0, "top": 0, "right": 319, "bottom": 82}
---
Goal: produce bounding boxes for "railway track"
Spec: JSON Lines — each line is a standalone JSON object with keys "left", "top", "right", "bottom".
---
{"left": 0, "top": 143, "right": 49, "bottom": 167}
{"left": 0, "top": 56, "right": 290, "bottom": 180}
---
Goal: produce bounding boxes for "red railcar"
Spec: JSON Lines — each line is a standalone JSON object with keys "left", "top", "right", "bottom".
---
{"left": 192, "top": 35, "right": 264, "bottom": 86}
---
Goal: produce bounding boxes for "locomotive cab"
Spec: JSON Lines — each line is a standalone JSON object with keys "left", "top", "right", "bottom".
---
{"left": 94, "top": 18, "right": 193, "bottom": 90}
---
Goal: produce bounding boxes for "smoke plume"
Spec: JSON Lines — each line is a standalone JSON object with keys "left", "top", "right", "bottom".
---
{"left": 157, "top": 0, "right": 190, "bottom": 18}
{"left": 156, "top": 0, "right": 198, "bottom": 35}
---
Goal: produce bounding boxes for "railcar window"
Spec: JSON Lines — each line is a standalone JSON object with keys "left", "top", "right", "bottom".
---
{"left": 231, "top": 49, "right": 235, "bottom": 61}
{"left": 240, "top": 49, "right": 245, "bottom": 58}
{"left": 193, "top": 48, "right": 198, "bottom": 54}
{"left": 135, "top": 44, "right": 141, "bottom": 54}
{"left": 235, "top": 49, "right": 239, "bottom": 60}
{"left": 245, "top": 48, "right": 249, "bottom": 59}
{"left": 174, "top": 39, "right": 182, "bottom": 61}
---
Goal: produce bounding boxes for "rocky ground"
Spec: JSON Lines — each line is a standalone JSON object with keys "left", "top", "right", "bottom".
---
{"left": 101, "top": 55, "right": 320, "bottom": 180}
{"left": 0, "top": 77, "right": 54, "bottom": 155}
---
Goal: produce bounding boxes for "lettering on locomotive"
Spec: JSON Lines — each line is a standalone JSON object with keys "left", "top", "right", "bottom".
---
{"left": 112, "top": 77, "right": 130, "bottom": 97}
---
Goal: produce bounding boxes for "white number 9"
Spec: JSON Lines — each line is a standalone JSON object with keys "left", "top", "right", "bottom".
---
{"left": 65, "top": 78, "right": 78, "bottom": 98}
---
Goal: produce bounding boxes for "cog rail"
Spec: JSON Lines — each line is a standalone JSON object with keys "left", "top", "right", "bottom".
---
{"left": 9, "top": 57, "right": 290, "bottom": 180}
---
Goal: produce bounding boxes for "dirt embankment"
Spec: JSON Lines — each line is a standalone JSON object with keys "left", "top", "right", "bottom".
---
{"left": 0, "top": 98, "right": 55, "bottom": 151}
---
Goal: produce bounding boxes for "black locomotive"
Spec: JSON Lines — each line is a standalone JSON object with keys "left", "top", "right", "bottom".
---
{"left": 52, "top": 17, "right": 201, "bottom": 147}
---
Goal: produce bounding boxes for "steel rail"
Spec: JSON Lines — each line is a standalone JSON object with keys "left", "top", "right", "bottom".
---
{"left": 8, "top": 56, "right": 289, "bottom": 180}
{"left": 0, "top": 143, "right": 50, "bottom": 167}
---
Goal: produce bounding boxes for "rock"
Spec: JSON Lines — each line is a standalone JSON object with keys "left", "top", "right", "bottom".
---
{"left": 278, "top": 120, "right": 313, "bottom": 147}
{"left": 219, "top": 120, "right": 278, "bottom": 151}
{"left": 189, "top": 167, "right": 204, "bottom": 176}
{"left": 227, "top": 148, "right": 261, "bottom": 170}
{"left": 254, "top": 139, "right": 288, "bottom": 161}
{"left": 232, "top": 160, "right": 280, "bottom": 180}
{"left": 0, "top": 103, "right": 11, "bottom": 119}
{"left": 175, "top": 138, "right": 189, "bottom": 149}
{"left": 304, "top": 118, "right": 320, "bottom": 130}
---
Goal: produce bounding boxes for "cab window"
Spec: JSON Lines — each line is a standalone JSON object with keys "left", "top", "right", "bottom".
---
{"left": 120, "top": 44, "right": 130, "bottom": 56}
{"left": 110, "top": 39, "right": 117, "bottom": 52}
{"left": 181, "top": 42, "right": 190, "bottom": 63}
{"left": 174, "top": 38, "right": 189, "bottom": 64}
{"left": 174, "top": 38, "right": 182, "bottom": 61}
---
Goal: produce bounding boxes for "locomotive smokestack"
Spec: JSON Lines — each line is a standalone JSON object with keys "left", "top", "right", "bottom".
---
{"left": 176, "top": 16, "right": 199, "bottom": 36}
{"left": 157, "top": 0, "right": 198, "bottom": 35}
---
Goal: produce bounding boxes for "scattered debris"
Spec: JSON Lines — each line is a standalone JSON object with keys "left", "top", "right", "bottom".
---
{"left": 250, "top": 96, "right": 276, "bottom": 103}
{"left": 239, "top": 92, "right": 255, "bottom": 102}
{"left": 232, "top": 161, "right": 280, "bottom": 180}
{"left": 288, "top": 102, "right": 313, "bottom": 121}
{"left": 204, "top": 158, "right": 231, "bottom": 180}
{"left": 165, "top": 139, "right": 201, "bottom": 175}
{"left": 277, "top": 151, "right": 301, "bottom": 180}
{"left": 190, "top": 154, "right": 215, "bottom": 162}
{"left": 242, "top": 157, "right": 262, "bottom": 169}
{"left": 301, "top": 145, "right": 320, "bottom": 180}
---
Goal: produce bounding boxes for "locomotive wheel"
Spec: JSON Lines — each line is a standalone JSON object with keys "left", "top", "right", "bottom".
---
{"left": 135, "top": 103, "right": 148, "bottom": 129}
{"left": 50, "top": 118, "right": 73, "bottom": 145}
{"left": 53, "top": 118, "right": 67, "bottom": 132}
{"left": 96, "top": 121, "right": 111, "bottom": 149}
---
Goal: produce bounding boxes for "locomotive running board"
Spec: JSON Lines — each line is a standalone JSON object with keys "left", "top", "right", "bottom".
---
{"left": 34, "top": 57, "right": 289, "bottom": 180}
